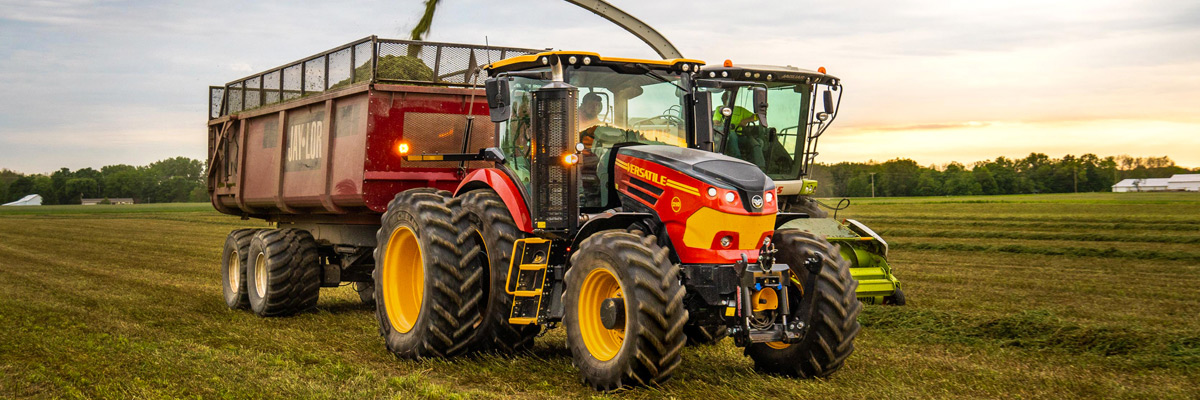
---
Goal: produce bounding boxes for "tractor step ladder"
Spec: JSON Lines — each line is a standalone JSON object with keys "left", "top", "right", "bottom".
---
{"left": 506, "top": 238, "right": 552, "bottom": 325}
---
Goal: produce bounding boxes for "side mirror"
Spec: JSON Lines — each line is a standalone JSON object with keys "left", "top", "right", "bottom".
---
{"left": 822, "top": 89, "right": 834, "bottom": 114}
{"left": 692, "top": 91, "right": 713, "bottom": 151}
{"left": 753, "top": 86, "right": 768, "bottom": 126}
{"left": 485, "top": 77, "right": 511, "bottom": 122}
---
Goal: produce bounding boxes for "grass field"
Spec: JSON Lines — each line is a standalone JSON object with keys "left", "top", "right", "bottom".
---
{"left": 2, "top": 193, "right": 1198, "bottom": 399}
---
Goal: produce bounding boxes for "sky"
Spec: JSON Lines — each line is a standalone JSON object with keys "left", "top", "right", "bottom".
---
{"left": 1, "top": 0, "right": 1197, "bottom": 174}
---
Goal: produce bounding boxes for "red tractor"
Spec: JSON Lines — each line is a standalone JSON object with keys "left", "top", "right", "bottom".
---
{"left": 209, "top": 37, "right": 861, "bottom": 391}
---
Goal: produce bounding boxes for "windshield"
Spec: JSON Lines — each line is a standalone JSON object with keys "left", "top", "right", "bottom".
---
{"left": 710, "top": 83, "right": 812, "bottom": 181}
{"left": 569, "top": 66, "right": 687, "bottom": 149}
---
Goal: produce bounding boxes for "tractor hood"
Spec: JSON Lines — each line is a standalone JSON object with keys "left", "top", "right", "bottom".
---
{"left": 617, "top": 145, "right": 775, "bottom": 212}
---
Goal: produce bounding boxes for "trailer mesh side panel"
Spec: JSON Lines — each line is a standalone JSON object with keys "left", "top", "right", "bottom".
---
{"left": 283, "top": 65, "right": 302, "bottom": 101}
{"left": 244, "top": 76, "right": 261, "bottom": 110}
{"left": 263, "top": 71, "right": 281, "bottom": 105}
{"left": 327, "top": 48, "right": 352, "bottom": 90}
{"left": 210, "top": 36, "right": 543, "bottom": 119}
{"left": 209, "top": 87, "right": 224, "bottom": 119}
{"left": 353, "top": 42, "right": 372, "bottom": 84}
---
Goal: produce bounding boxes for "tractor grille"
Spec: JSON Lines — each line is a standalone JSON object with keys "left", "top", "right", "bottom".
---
{"left": 532, "top": 85, "right": 577, "bottom": 231}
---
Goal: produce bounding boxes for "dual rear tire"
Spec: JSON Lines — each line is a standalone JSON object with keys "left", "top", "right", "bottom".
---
{"left": 221, "top": 228, "right": 321, "bottom": 317}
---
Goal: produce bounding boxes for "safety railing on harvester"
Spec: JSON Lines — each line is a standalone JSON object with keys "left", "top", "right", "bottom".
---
{"left": 209, "top": 36, "right": 545, "bottom": 120}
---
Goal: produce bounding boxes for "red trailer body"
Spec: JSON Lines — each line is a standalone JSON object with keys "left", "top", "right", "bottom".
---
{"left": 207, "top": 37, "right": 541, "bottom": 230}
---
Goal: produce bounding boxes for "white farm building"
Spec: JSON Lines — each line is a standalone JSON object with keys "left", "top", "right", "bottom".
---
{"left": 1112, "top": 174, "right": 1200, "bottom": 192}
{"left": 2, "top": 194, "right": 43, "bottom": 206}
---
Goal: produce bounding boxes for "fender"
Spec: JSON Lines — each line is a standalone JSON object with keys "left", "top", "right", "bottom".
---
{"left": 455, "top": 168, "right": 533, "bottom": 233}
{"left": 570, "top": 212, "right": 654, "bottom": 254}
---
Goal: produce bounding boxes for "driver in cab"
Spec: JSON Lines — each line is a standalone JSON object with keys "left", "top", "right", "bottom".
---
{"left": 714, "top": 90, "right": 766, "bottom": 168}
{"left": 577, "top": 92, "right": 604, "bottom": 206}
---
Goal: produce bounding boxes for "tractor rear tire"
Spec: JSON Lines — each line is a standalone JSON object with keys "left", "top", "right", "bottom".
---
{"left": 564, "top": 230, "right": 687, "bottom": 391}
{"left": 684, "top": 325, "right": 728, "bottom": 346}
{"left": 787, "top": 196, "right": 829, "bottom": 218}
{"left": 459, "top": 189, "right": 540, "bottom": 353}
{"left": 221, "top": 228, "right": 259, "bottom": 310}
{"left": 245, "top": 229, "right": 322, "bottom": 317}
{"left": 745, "top": 229, "right": 861, "bottom": 378}
{"left": 373, "top": 189, "right": 482, "bottom": 359}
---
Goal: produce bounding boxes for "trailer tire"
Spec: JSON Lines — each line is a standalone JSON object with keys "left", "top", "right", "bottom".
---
{"left": 246, "top": 229, "right": 322, "bottom": 317}
{"left": 221, "top": 229, "right": 259, "bottom": 310}
{"left": 745, "top": 229, "right": 861, "bottom": 378}
{"left": 373, "top": 188, "right": 481, "bottom": 359}
{"left": 458, "top": 189, "right": 540, "bottom": 353}
{"left": 564, "top": 230, "right": 687, "bottom": 391}
{"left": 683, "top": 325, "right": 728, "bottom": 346}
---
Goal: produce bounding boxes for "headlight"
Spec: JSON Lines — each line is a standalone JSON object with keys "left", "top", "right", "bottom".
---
{"left": 724, "top": 192, "right": 736, "bottom": 203}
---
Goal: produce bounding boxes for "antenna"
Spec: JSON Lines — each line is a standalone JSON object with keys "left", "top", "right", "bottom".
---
{"left": 485, "top": 36, "right": 493, "bottom": 65}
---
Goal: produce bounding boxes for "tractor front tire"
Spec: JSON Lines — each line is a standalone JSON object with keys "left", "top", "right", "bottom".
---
{"left": 745, "top": 229, "right": 861, "bottom": 378}
{"left": 373, "top": 189, "right": 481, "bottom": 359}
{"left": 564, "top": 230, "right": 687, "bottom": 390}
{"left": 459, "top": 189, "right": 540, "bottom": 353}
{"left": 787, "top": 196, "right": 829, "bottom": 218}
{"left": 245, "top": 229, "right": 322, "bottom": 317}
{"left": 355, "top": 281, "right": 375, "bottom": 306}
{"left": 683, "top": 325, "right": 728, "bottom": 346}
{"left": 221, "top": 228, "right": 259, "bottom": 310}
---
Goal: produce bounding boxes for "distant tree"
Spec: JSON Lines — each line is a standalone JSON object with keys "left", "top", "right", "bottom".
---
{"left": 32, "top": 176, "right": 55, "bottom": 205}
{"left": 64, "top": 178, "right": 99, "bottom": 203}
{"left": 6, "top": 176, "right": 34, "bottom": 203}
{"left": 942, "top": 163, "right": 982, "bottom": 195}
{"left": 914, "top": 169, "right": 943, "bottom": 196}
{"left": 50, "top": 168, "right": 73, "bottom": 204}
{"left": 972, "top": 164, "right": 999, "bottom": 195}
{"left": 845, "top": 173, "right": 872, "bottom": 197}
{"left": 188, "top": 186, "right": 208, "bottom": 202}
{"left": 104, "top": 168, "right": 152, "bottom": 200}
{"left": 879, "top": 158, "right": 921, "bottom": 197}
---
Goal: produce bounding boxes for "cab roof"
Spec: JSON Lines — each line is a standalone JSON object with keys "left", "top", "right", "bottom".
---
{"left": 699, "top": 63, "right": 839, "bottom": 85}
{"left": 484, "top": 50, "right": 705, "bottom": 76}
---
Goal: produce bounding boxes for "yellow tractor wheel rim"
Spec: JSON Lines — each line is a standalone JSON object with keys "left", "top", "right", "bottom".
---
{"left": 382, "top": 226, "right": 424, "bottom": 334}
{"left": 766, "top": 341, "right": 791, "bottom": 350}
{"left": 579, "top": 267, "right": 625, "bottom": 361}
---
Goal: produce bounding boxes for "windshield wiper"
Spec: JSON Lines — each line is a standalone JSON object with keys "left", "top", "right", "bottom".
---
{"left": 632, "top": 63, "right": 686, "bottom": 92}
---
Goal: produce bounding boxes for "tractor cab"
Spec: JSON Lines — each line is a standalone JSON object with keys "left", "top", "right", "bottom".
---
{"left": 483, "top": 52, "right": 708, "bottom": 230}
{"left": 695, "top": 63, "right": 841, "bottom": 199}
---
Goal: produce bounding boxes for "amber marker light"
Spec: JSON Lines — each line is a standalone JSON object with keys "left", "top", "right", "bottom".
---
{"left": 818, "top": 66, "right": 827, "bottom": 74}
{"left": 723, "top": 59, "right": 733, "bottom": 67}
{"left": 397, "top": 142, "right": 410, "bottom": 155}
{"left": 562, "top": 153, "right": 579, "bottom": 165}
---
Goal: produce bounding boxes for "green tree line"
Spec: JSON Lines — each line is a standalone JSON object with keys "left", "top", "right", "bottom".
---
{"left": 0, "top": 157, "right": 207, "bottom": 205}
{"left": 807, "top": 154, "right": 1198, "bottom": 197}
